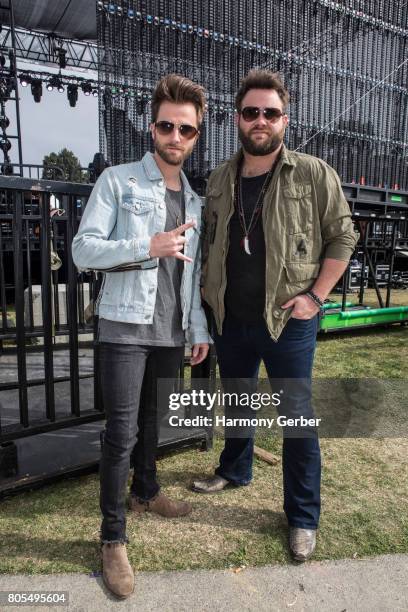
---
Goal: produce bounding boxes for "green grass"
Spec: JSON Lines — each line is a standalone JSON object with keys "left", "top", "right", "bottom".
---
{"left": 315, "top": 320, "right": 408, "bottom": 379}
{"left": 317, "top": 288, "right": 408, "bottom": 377}
{"left": 0, "top": 309, "right": 407, "bottom": 574}
{"left": 0, "top": 436, "right": 407, "bottom": 574}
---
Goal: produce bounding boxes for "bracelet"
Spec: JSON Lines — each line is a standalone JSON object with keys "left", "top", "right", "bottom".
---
{"left": 305, "top": 290, "right": 324, "bottom": 309}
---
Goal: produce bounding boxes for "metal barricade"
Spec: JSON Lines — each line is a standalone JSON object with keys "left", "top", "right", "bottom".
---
{"left": 0, "top": 175, "right": 214, "bottom": 494}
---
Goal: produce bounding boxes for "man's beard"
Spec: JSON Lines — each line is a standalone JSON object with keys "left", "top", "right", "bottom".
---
{"left": 238, "top": 125, "right": 284, "bottom": 156}
{"left": 155, "top": 141, "right": 188, "bottom": 166}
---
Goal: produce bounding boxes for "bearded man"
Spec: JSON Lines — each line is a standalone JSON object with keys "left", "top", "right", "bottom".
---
{"left": 192, "top": 69, "right": 358, "bottom": 563}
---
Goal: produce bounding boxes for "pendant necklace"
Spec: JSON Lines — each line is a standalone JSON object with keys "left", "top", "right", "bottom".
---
{"left": 166, "top": 187, "right": 184, "bottom": 228}
{"left": 235, "top": 155, "right": 278, "bottom": 255}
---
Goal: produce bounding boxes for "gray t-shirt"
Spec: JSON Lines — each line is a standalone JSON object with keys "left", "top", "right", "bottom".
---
{"left": 98, "top": 187, "right": 185, "bottom": 346}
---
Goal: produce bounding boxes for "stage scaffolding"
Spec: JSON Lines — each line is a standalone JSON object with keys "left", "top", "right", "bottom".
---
{"left": 96, "top": 1, "right": 408, "bottom": 191}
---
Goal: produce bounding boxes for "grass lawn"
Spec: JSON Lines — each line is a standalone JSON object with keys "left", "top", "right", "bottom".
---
{"left": 0, "top": 295, "right": 407, "bottom": 574}
{"left": 0, "top": 435, "right": 407, "bottom": 574}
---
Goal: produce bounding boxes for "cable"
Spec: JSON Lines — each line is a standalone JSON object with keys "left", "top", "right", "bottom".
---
{"left": 51, "top": 0, "right": 74, "bottom": 36}
{"left": 294, "top": 56, "right": 408, "bottom": 152}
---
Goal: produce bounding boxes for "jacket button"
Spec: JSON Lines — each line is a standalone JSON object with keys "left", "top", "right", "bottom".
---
{"left": 159, "top": 203, "right": 165, "bottom": 209}
{"left": 273, "top": 309, "right": 282, "bottom": 317}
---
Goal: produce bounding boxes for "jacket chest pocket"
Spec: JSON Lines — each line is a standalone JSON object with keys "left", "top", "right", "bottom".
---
{"left": 120, "top": 195, "right": 156, "bottom": 215}
{"left": 119, "top": 195, "right": 156, "bottom": 236}
{"left": 283, "top": 184, "right": 313, "bottom": 234}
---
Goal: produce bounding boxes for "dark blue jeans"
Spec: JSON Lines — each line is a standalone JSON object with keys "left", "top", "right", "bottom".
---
{"left": 98, "top": 343, "right": 184, "bottom": 543}
{"left": 214, "top": 313, "right": 321, "bottom": 530}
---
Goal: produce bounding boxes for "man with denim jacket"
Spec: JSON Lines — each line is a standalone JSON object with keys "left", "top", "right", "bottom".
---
{"left": 192, "top": 69, "right": 358, "bottom": 562}
{"left": 72, "top": 75, "right": 211, "bottom": 599}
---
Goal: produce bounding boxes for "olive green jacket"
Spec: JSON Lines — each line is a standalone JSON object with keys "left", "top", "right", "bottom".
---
{"left": 201, "top": 145, "right": 359, "bottom": 341}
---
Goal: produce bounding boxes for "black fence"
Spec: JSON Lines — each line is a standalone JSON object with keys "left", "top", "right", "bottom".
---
{"left": 0, "top": 175, "right": 216, "bottom": 435}
{"left": 0, "top": 175, "right": 215, "bottom": 493}
{"left": 0, "top": 175, "right": 102, "bottom": 444}
{"left": 1, "top": 163, "right": 93, "bottom": 182}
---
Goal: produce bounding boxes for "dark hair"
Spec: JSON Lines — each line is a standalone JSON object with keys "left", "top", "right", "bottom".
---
{"left": 151, "top": 74, "right": 206, "bottom": 125}
{"left": 235, "top": 69, "right": 290, "bottom": 111}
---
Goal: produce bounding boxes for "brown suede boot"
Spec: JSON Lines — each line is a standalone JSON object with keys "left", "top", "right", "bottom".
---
{"left": 101, "top": 542, "right": 134, "bottom": 599}
{"left": 128, "top": 491, "right": 192, "bottom": 518}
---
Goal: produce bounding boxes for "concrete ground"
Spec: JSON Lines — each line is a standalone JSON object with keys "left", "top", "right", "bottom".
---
{"left": 0, "top": 554, "right": 407, "bottom": 612}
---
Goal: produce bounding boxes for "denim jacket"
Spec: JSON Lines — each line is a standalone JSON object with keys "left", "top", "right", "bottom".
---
{"left": 71, "top": 152, "right": 211, "bottom": 346}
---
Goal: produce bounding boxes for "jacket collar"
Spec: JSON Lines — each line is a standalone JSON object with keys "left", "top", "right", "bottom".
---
{"left": 227, "top": 143, "right": 296, "bottom": 182}
{"left": 141, "top": 151, "right": 194, "bottom": 198}
{"left": 280, "top": 144, "right": 297, "bottom": 167}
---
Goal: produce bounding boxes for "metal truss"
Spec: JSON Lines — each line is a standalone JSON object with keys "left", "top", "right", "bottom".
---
{"left": 0, "top": 26, "right": 98, "bottom": 71}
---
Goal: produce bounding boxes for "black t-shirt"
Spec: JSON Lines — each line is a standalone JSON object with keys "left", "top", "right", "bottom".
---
{"left": 224, "top": 172, "right": 268, "bottom": 323}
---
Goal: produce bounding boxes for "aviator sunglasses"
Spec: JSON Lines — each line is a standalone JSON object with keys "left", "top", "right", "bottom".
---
{"left": 240, "top": 106, "right": 285, "bottom": 123}
{"left": 155, "top": 121, "right": 199, "bottom": 140}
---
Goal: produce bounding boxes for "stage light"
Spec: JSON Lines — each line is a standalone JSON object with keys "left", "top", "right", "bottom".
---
{"left": 67, "top": 83, "right": 78, "bottom": 107}
{"left": 136, "top": 95, "right": 147, "bottom": 116}
{"left": 0, "top": 136, "right": 11, "bottom": 153}
{"left": 19, "top": 74, "right": 30, "bottom": 87}
{"left": 81, "top": 81, "right": 92, "bottom": 96}
{"left": 47, "top": 76, "right": 57, "bottom": 91}
{"left": 47, "top": 75, "right": 63, "bottom": 92}
{"left": 1, "top": 162, "right": 13, "bottom": 175}
{"left": 56, "top": 47, "right": 67, "bottom": 69}
{"left": 92, "top": 88, "right": 99, "bottom": 97}
{"left": 30, "top": 79, "right": 42, "bottom": 103}
{"left": 0, "top": 76, "right": 12, "bottom": 101}
{"left": 0, "top": 115, "right": 10, "bottom": 129}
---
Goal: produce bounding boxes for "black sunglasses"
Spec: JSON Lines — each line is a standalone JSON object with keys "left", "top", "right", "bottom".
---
{"left": 155, "top": 121, "right": 199, "bottom": 140}
{"left": 240, "top": 106, "right": 285, "bottom": 123}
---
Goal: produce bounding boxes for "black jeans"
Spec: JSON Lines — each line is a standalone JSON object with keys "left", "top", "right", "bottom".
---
{"left": 98, "top": 342, "right": 184, "bottom": 543}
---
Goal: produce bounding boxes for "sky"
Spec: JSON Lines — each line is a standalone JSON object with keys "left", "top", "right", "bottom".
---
{"left": 9, "top": 63, "right": 99, "bottom": 169}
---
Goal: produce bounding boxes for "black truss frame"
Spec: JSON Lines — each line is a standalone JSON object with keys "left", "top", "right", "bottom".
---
{"left": 0, "top": 26, "right": 98, "bottom": 71}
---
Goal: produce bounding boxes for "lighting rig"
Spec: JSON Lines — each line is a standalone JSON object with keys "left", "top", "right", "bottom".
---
{"left": 18, "top": 71, "right": 99, "bottom": 106}
{"left": 0, "top": 50, "right": 22, "bottom": 173}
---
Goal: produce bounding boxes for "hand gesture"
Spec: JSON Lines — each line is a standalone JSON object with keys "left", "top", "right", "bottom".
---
{"left": 149, "top": 220, "right": 196, "bottom": 263}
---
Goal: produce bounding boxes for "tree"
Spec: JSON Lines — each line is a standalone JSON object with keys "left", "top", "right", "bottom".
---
{"left": 42, "top": 148, "right": 83, "bottom": 182}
